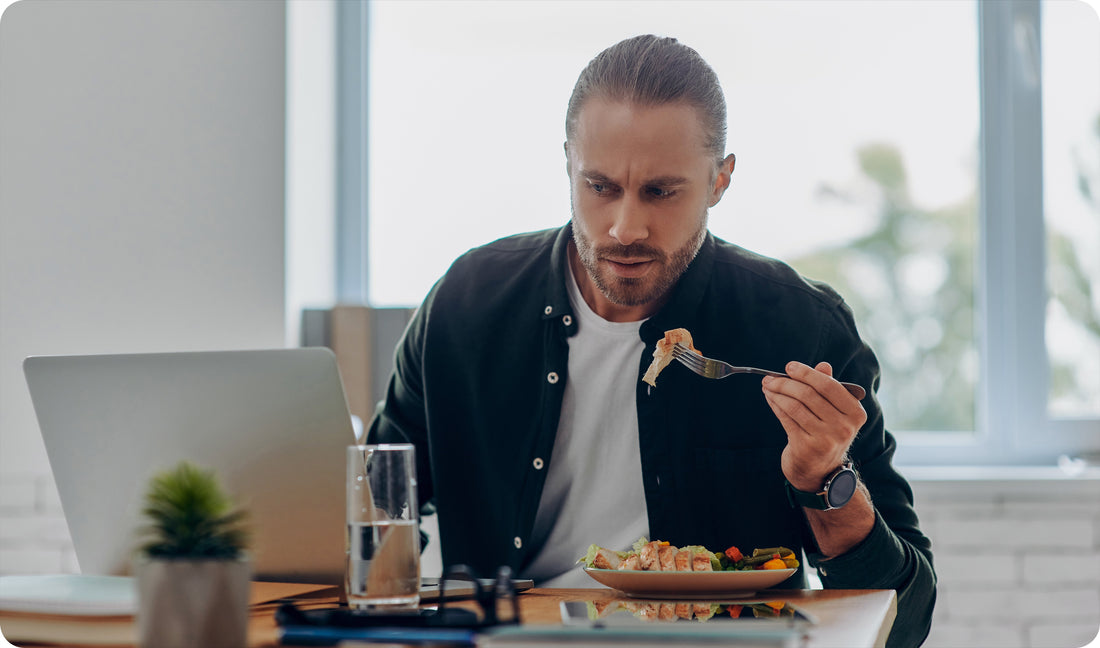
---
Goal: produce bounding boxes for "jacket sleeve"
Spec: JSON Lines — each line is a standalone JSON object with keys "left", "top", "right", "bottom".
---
{"left": 807, "top": 298, "right": 937, "bottom": 648}
{"left": 366, "top": 282, "right": 436, "bottom": 512}
{"left": 807, "top": 441, "right": 937, "bottom": 648}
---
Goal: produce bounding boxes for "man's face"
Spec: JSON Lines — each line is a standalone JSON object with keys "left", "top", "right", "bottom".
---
{"left": 566, "top": 98, "right": 734, "bottom": 322}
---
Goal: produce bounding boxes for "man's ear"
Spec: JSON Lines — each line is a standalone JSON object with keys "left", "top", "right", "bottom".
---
{"left": 564, "top": 141, "right": 572, "bottom": 178}
{"left": 708, "top": 153, "right": 736, "bottom": 207}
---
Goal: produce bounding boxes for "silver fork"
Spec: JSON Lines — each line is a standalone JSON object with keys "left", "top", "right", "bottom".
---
{"left": 672, "top": 343, "right": 867, "bottom": 400}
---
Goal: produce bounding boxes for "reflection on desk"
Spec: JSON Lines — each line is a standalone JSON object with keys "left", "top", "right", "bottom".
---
{"left": 271, "top": 588, "right": 895, "bottom": 648}
{"left": 0, "top": 585, "right": 895, "bottom": 648}
{"left": 473, "top": 589, "right": 896, "bottom": 648}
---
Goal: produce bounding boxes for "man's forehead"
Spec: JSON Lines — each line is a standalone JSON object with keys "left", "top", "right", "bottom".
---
{"left": 573, "top": 97, "right": 708, "bottom": 138}
{"left": 569, "top": 99, "right": 713, "bottom": 165}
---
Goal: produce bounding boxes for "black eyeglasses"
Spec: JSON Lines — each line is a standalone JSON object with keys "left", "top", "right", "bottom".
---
{"left": 275, "top": 564, "right": 521, "bottom": 631}
{"left": 437, "top": 564, "right": 521, "bottom": 627}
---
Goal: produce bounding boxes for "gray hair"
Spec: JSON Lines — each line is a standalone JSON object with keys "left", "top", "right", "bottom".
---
{"left": 565, "top": 35, "right": 727, "bottom": 161}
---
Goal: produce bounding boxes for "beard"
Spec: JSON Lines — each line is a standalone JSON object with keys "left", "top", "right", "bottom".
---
{"left": 571, "top": 213, "right": 707, "bottom": 307}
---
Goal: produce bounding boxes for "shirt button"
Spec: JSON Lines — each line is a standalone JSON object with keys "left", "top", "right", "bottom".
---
{"left": 533, "top": 457, "right": 544, "bottom": 470}
{"left": 544, "top": 305, "right": 553, "bottom": 315}
{"left": 547, "top": 372, "right": 559, "bottom": 384}
{"left": 514, "top": 537, "right": 523, "bottom": 549}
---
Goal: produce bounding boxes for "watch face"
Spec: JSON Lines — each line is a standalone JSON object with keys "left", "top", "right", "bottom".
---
{"left": 827, "top": 469, "right": 858, "bottom": 508}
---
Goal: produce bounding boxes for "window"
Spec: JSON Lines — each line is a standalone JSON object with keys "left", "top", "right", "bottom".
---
{"left": 352, "top": 0, "right": 1099, "bottom": 465}
{"left": 1043, "top": 0, "right": 1100, "bottom": 419}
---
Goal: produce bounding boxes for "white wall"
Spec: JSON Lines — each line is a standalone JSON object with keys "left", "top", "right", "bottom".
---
{"left": 908, "top": 471, "right": 1100, "bottom": 648}
{"left": 0, "top": 0, "right": 287, "bottom": 569}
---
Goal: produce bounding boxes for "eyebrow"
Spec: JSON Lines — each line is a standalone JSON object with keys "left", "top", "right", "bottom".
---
{"left": 580, "top": 170, "right": 690, "bottom": 187}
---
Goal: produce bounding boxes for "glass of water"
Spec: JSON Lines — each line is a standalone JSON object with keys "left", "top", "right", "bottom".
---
{"left": 346, "top": 444, "right": 420, "bottom": 609}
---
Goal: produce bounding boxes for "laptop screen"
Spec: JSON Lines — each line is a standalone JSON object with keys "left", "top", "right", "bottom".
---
{"left": 23, "top": 347, "right": 356, "bottom": 585}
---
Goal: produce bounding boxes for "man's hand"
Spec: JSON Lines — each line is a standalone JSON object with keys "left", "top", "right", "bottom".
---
{"left": 762, "top": 361, "right": 867, "bottom": 492}
{"left": 762, "top": 361, "right": 874, "bottom": 559}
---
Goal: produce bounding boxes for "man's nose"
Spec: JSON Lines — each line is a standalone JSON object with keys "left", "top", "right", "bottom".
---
{"left": 607, "top": 197, "right": 649, "bottom": 246}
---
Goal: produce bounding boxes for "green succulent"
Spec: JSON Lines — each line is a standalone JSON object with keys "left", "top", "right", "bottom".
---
{"left": 138, "top": 461, "right": 249, "bottom": 559}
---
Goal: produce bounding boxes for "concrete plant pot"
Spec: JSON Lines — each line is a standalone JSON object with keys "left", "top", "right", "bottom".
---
{"left": 135, "top": 555, "right": 251, "bottom": 648}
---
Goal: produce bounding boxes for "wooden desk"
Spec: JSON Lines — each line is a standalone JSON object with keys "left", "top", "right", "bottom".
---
{"left": 0, "top": 584, "right": 893, "bottom": 647}
{"left": 260, "top": 587, "right": 897, "bottom": 648}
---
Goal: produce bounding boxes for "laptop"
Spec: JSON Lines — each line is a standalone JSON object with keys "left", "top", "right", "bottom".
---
{"left": 23, "top": 347, "right": 356, "bottom": 585}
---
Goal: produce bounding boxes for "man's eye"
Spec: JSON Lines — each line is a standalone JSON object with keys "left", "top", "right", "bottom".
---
{"left": 646, "top": 186, "right": 676, "bottom": 199}
{"left": 589, "top": 182, "right": 617, "bottom": 196}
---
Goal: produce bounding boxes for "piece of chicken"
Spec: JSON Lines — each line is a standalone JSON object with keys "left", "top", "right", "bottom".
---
{"left": 638, "top": 540, "right": 661, "bottom": 571}
{"left": 674, "top": 547, "right": 694, "bottom": 571}
{"left": 658, "top": 544, "right": 677, "bottom": 571}
{"left": 692, "top": 550, "right": 714, "bottom": 572}
{"left": 591, "top": 547, "right": 622, "bottom": 570}
{"left": 641, "top": 328, "right": 700, "bottom": 387}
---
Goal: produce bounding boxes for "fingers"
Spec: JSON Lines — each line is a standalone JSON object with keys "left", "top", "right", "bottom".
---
{"left": 761, "top": 387, "right": 804, "bottom": 432}
{"left": 784, "top": 361, "right": 862, "bottom": 417}
{"left": 765, "top": 360, "right": 868, "bottom": 489}
{"left": 762, "top": 380, "right": 825, "bottom": 429}
{"left": 763, "top": 387, "right": 846, "bottom": 477}
{"left": 761, "top": 361, "right": 867, "bottom": 432}
{"left": 762, "top": 364, "right": 838, "bottom": 423}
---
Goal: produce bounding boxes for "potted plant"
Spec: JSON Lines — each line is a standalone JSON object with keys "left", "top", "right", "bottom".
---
{"left": 134, "top": 461, "right": 251, "bottom": 648}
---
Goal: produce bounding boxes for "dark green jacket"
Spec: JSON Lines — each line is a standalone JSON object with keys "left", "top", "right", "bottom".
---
{"left": 368, "top": 224, "right": 936, "bottom": 648}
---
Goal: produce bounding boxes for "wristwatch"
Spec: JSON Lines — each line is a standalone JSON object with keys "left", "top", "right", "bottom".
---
{"left": 785, "top": 462, "right": 858, "bottom": 511}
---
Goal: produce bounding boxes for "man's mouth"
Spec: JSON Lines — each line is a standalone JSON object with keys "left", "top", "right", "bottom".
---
{"left": 604, "top": 257, "right": 655, "bottom": 278}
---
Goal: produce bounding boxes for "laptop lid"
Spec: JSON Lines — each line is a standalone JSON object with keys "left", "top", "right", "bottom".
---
{"left": 23, "top": 347, "right": 356, "bottom": 585}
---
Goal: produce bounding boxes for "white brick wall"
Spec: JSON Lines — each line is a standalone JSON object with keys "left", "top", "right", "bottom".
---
{"left": 908, "top": 470, "right": 1100, "bottom": 648}
{"left": 0, "top": 472, "right": 76, "bottom": 575}
{"left": 0, "top": 468, "right": 438, "bottom": 580}
{"left": 2, "top": 468, "right": 1098, "bottom": 648}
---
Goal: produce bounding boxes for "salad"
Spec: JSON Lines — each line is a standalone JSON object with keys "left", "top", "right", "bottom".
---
{"left": 579, "top": 537, "right": 800, "bottom": 573}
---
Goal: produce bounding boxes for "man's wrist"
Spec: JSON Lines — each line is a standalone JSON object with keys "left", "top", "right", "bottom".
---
{"left": 785, "top": 462, "right": 858, "bottom": 511}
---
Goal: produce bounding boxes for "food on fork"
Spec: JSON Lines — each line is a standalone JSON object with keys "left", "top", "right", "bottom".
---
{"left": 642, "top": 328, "right": 700, "bottom": 387}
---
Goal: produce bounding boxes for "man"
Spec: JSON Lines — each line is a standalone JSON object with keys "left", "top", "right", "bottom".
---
{"left": 368, "top": 35, "right": 935, "bottom": 647}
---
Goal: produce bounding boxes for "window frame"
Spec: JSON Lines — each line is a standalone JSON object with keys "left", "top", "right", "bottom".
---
{"left": 898, "top": 0, "right": 1099, "bottom": 466}
{"left": 339, "top": 0, "right": 1099, "bottom": 467}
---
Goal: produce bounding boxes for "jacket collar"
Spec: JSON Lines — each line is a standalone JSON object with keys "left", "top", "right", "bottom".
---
{"left": 541, "top": 224, "right": 577, "bottom": 330}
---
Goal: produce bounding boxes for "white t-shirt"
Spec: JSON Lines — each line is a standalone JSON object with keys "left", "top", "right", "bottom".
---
{"left": 523, "top": 264, "right": 649, "bottom": 587}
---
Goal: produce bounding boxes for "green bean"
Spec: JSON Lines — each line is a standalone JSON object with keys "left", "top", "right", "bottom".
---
{"left": 751, "top": 546, "right": 793, "bottom": 558}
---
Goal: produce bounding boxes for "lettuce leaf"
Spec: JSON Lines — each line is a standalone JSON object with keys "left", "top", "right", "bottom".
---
{"left": 577, "top": 543, "right": 630, "bottom": 568}
{"left": 683, "top": 545, "right": 722, "bottom": 571}
{"left": 577, "top": 543, "right": 603, "bottom": 568}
